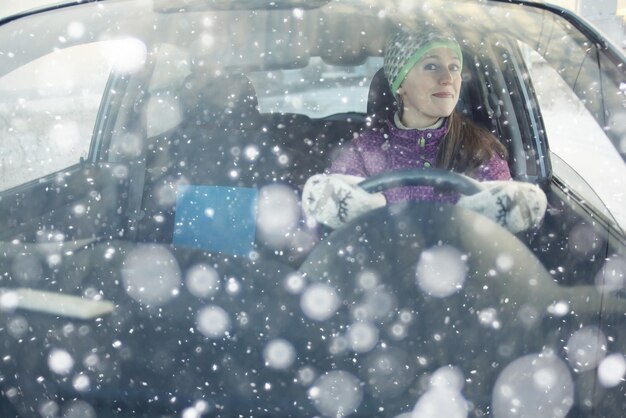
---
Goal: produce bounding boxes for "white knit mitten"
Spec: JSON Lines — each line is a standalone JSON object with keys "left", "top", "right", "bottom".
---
{"left": 457, "top": 180, "right": 547, "bottom": 233}
{"left": 302, "top": 174, "right": 386, "bottom": 229}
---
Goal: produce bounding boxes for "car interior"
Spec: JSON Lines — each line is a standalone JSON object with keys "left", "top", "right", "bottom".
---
{"left": 1, "top": 2, "right": 625, "bottom": 417}
{"left": 127, "top": 39, "right": 532, "bottom": 256}
{"left": 108, "top": 25, "right": 616, "bottom": 298}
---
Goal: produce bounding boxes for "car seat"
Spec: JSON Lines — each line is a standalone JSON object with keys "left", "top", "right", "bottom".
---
{"left": 138, "top": 73, "right": 266, "bottom": 244}
{"left": 366, "top": 67, "right": 396, "bottom": 129}
{"left": 138, "top": 72, "right": 315, "bottom": 260}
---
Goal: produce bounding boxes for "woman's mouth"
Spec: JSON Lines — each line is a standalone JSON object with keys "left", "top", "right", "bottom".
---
{"left": 432, "top": 92, "right": 454, "bottom": 98}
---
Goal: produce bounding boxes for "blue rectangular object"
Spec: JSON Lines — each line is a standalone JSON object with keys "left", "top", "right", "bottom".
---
{"left": 173, "top": 185, "right": 258, "bottom": 255}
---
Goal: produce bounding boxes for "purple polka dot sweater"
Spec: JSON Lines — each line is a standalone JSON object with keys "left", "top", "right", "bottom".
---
{"left": 330, "top": 118, "right": 512, "bottom": 204}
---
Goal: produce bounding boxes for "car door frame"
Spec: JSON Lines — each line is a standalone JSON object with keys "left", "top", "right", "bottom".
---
{"left": 0, "top": 59, "right": 142, "bottom": 243}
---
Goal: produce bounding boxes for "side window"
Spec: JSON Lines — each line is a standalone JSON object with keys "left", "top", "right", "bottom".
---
{"left": 523, "top": 47, "right": 626, "bottom": 230}
{"left": 0, "top": 43, "right": 112, "bottom": 192}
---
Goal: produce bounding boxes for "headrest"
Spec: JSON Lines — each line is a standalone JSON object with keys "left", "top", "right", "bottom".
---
{"left": 178, "top": 72, "right": 260, "bottom": 126}
{"left": 366, "top": 67, "right": 395, "bottom": 127}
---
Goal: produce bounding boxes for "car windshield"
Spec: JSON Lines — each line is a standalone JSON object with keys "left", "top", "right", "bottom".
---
{"left": 0, "top": 1, "right": 625, "bottom": 417}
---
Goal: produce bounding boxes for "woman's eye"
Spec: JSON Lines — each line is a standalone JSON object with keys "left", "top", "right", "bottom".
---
{"left": 424, "top": 63, "right": 438, "bottom": 70}
{"left": 449, "top": 63, "right": 461, "bottom": 72}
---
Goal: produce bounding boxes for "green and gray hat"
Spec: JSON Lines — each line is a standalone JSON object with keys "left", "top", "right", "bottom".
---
{"left": 383, "top": 27, "right": 463, "bottom": 98}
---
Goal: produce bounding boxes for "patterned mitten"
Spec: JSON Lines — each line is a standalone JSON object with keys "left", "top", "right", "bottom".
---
{"left": 302, "top": 174, "right": 386, "bottom": 229}
{"left": 457, "top": 180, "right": 547, "bottom": 233}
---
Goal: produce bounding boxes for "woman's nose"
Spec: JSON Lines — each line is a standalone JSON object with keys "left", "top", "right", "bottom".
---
{"left": 439, "top": 69, "right": 453, "bottom": 84}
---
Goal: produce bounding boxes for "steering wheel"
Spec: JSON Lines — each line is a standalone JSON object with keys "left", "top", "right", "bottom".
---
{"left": 296, "top": 169, "right": 573, "bottom": 413}
{"left": 357, "top": 167, "right": 486, "bottom": 196}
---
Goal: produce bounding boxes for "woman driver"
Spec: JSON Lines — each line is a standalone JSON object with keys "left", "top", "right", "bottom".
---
{"left": 302, "top": 26, "right": 547, "bottom": 233}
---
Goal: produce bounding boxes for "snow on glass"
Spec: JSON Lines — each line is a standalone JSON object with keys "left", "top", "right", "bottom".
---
{"left": 595, "top": 256, "right": 626, "bottom": 295}
{"left": 181, "top": 400, "right": 211, "bottom": 418}
{"left": 66, "top": 22, "right": 86, "bottom": 39}
{"left": 309, "top": 370, "right": 363, "bottom": 418}
{"left": 72, "top": 373, "right": 91, "bottom": 392}
{"left": 411, "top": 366, "right": 468, "bottom": 418}
{"left": 598, "top": 353, "right": 626, "bottom": 388}
{"left": 346, "top": 321, "right": 379, "bottom": 353}
{"left": 185, "top": 263, "right": 221, "bottom": 298}
{"left": 38, "top": 398, "right": 97, "bottom": 418}
{"left": 492, "top": 352, "right": 574, "bottom": 418}
{"left": 352, "top": 270, "right": 396, "bottom": 322}
{"left": 59, "top": 400, "right": 97, "bottom": 418}
{"left": 415, "top": 245, "right": 468, "bottom": 297}
{"left": 48, "top": 348, "right": 74, "bottom": 375}
{"left": 257, "top": 184, "right": 301, "bottom": 249}
{"left": 196, "top": 305, "right": 231, "bottom": 338}
{"left": 284, "top": 272, "right": 306, "bottom": 294}
{"left": 6, "top": 316, "right": 28, "bottom": 339}
{"left": 565, "top": 326, "right": 608, "bottom": 372}
{"left": 263, "top": 338, "right": 297, "bottom": 370}
{"left": 301, "top": 283, "right": 341, "bottom": 321}
{"left": 121, "top": 244, "right": 182, "bottom": 306}
{"left": 104, "top": 38, "right": 148, "bottom": 75}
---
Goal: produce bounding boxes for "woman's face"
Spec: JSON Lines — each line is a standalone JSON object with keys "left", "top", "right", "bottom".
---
{"left": 397, "top": 47, "right": 462, "bottom": 128}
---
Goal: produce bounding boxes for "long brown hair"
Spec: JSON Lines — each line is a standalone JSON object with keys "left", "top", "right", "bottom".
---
{"left": 436, "top": 111, "right": 508, "bottom": 174}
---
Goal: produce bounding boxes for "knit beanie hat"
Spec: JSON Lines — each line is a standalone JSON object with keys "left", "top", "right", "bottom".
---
{"left": 384, "top": 27, "right": 463, "bottom": 97}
